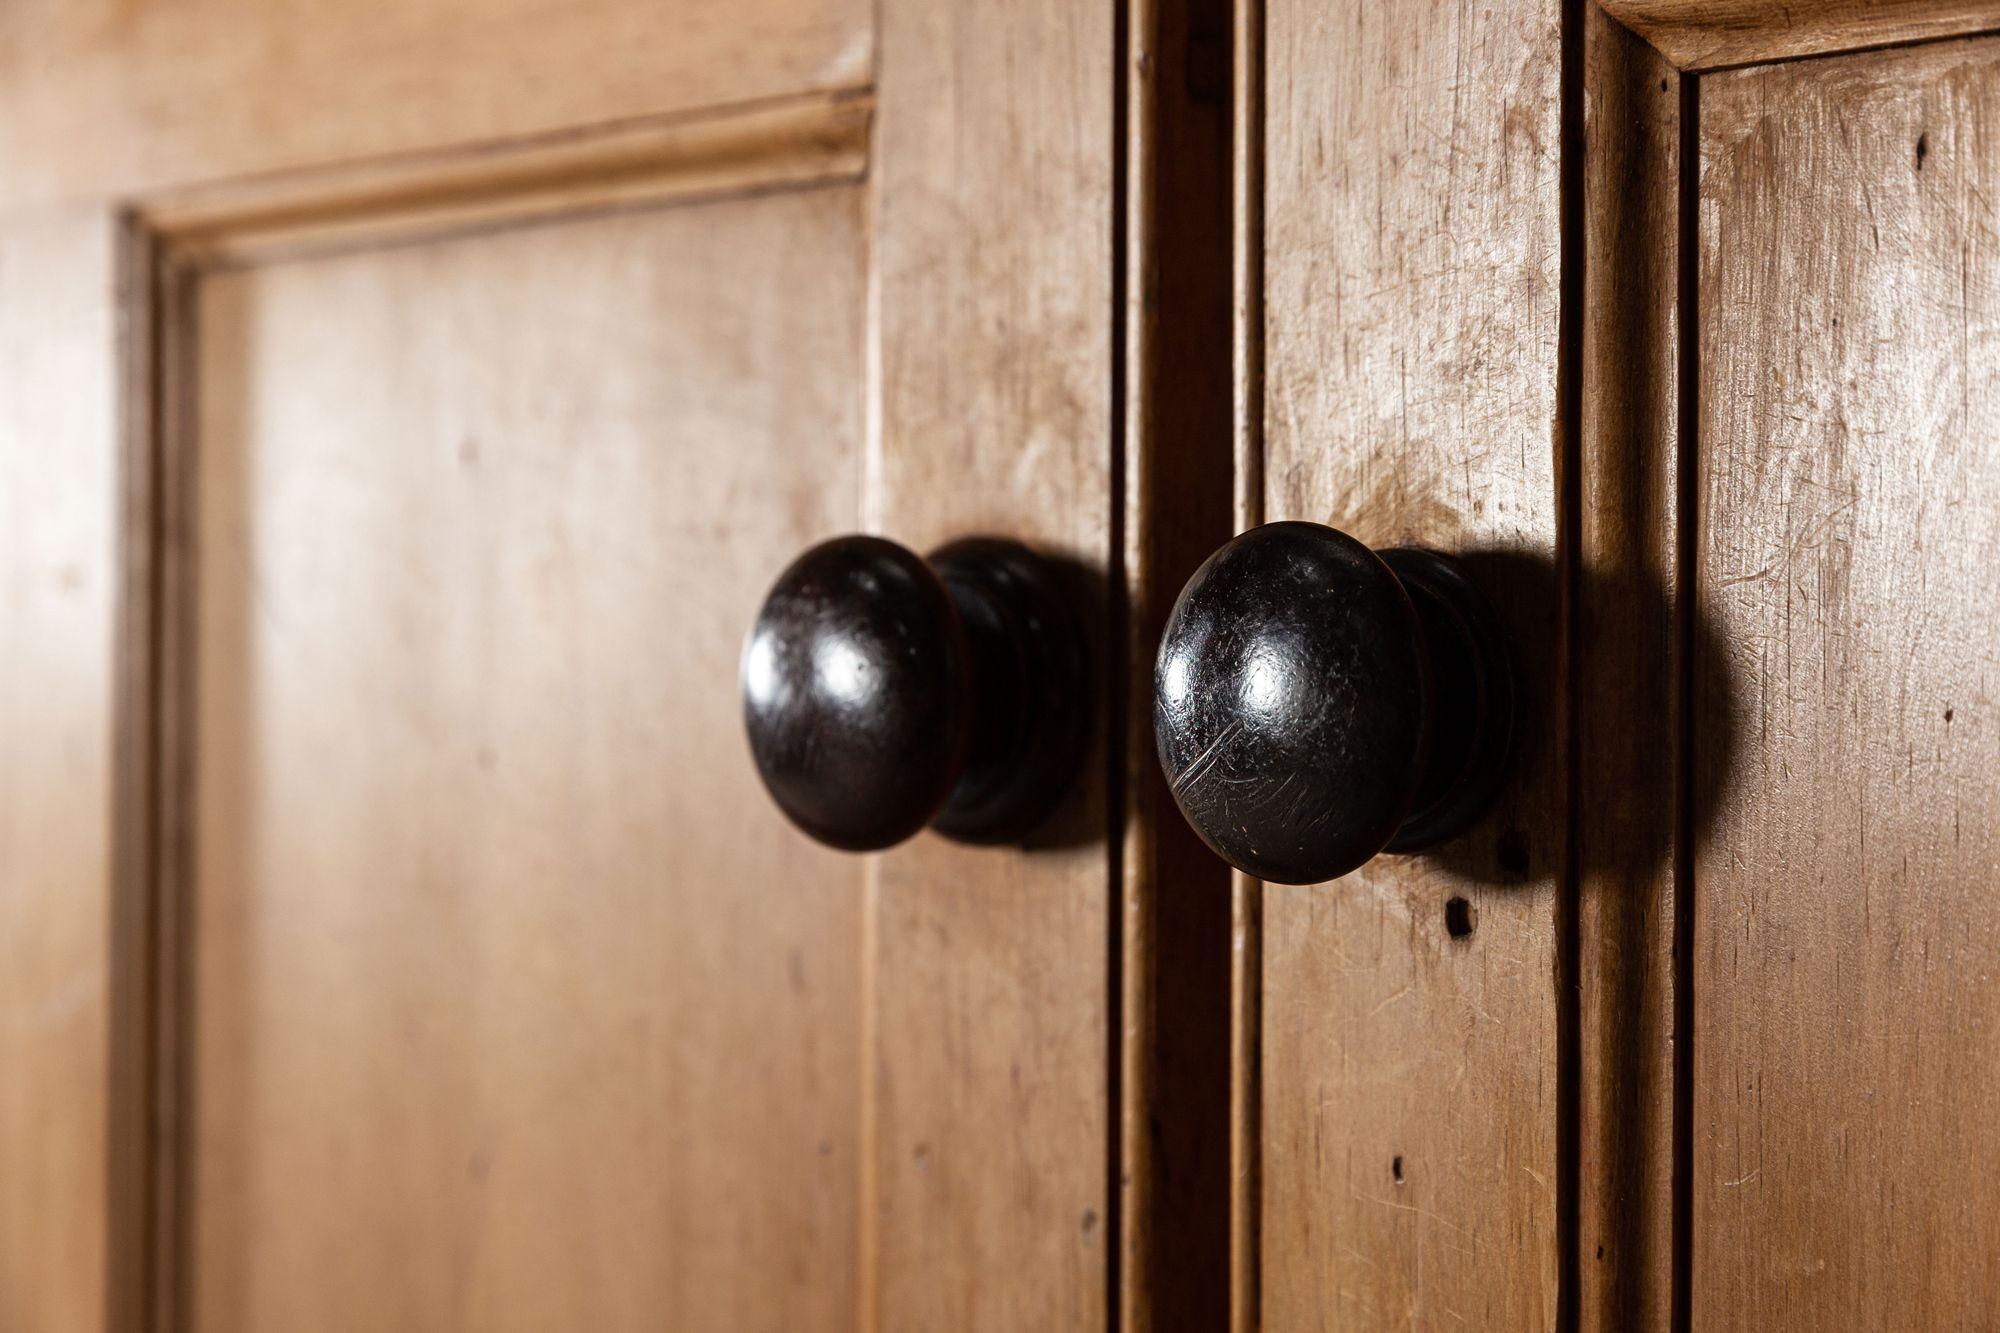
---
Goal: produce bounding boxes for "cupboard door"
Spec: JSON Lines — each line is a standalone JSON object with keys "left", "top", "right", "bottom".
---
{"left": 1582, "top": 3, "right": 2000, "bottom": 1326}
{"left": 0, "top": 0, "right": 1129, "bottom": 1326}
{"left": 1245, "top": 3, "right": 2000, "bottom": 1328}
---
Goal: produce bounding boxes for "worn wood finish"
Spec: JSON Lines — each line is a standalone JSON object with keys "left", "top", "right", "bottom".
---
{"left": 1120, "top": 0, "right": 1236, "bottom": 1326}
{"left": 0, "top": 0, "right": 870, "bottom": 209}
{"left": 173, "top": 187, "right": 867, "bottom": 1330}
{"left": 1599, "top": 0, "right": 2000, "bottom": 69}
{"left": 1695, "top": 37, "right": 2000, "bottom": 1327}
{"left": 1256, "top": 0, "right": 1564, "bottom": 1323}
{"left": 1577, "top": 9, "right": 1683, "bottom": 1329}
{"left": 865, "top": 0, "right": 1118, "bottom": 1326}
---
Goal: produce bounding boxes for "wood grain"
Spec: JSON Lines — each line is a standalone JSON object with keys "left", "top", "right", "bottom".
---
{"left": 1599, "top": 0, "right": 2000, "bottom": 69}
{"left": 1694, "top": 36, "right": 2000, "bottom": 1327}
{"left": 172, "top": 187, "right": 868, "bottom": 1329}
{"left": 4, "top": 3, "right": 872, "bottom": 1325}
{"left": 0, "top": 213, "right": 121, "bottom": 1333}
{"left": 1, "top": 0, "right": 1193, "bottom": 1324}
{"left": 0, "top": 0, "right": 870, "bottom": 210}
{"left": 1120, "top": 0, "right": 1235, "bottom": 1326}
{"left": 1257, "top": 0, "right": 1565, "bottom": 1324}
{"left": 1577, "top": 9, "right": 1682, "bottom": 1330}
{"left": 866, "top": 0, "right": 1118, "bottom": 1326}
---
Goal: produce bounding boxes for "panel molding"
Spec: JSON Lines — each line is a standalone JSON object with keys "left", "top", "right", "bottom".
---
{"left": 108, "top": 214, "right": 175, "bottom": 1333}
{"left": 135, "top": 90, "right": 872, "bottom": 267}
{"left": 1598, "top": 0, "right": 2000, "bottom": 69}
{"left": 1576, "top": 9, "right": 1686, "bottom": 1329}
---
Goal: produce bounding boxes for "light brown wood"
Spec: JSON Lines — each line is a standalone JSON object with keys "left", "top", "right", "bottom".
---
{"left": 0, "top": 211, "right": 122, "bottom": 1333}
{"left": 1, "top": 0, "right": 1182, "bottom": 1327}
{"left": 1694, "top": 35, "right": 2000, "bottom": 1327}
{"left": 1255, "top": 0, "right": 1565, "bottom": 1324}
{"left": 171, "top": 185, "right": 867, "bottom": 1331}
{"left": 1577, "top": 8, "right": 1683, "bottom": 1328}
{"left": 863, "top": 0, "right": 1122, "bottom": 1327}
{"left": 0, "top": 0, "right": 871, "bottom": 210}
{"left": 5, "top": 7, "right": 879, "bottom": 1323}
{"left": 1119, "top": 0, "right": 1235, "bottom": 1327}
{"left": 1600, "top": 0, "right": 2000, "bottom": 69}
{"left": 140, "top": 91, "right": 872, "bottom": 267}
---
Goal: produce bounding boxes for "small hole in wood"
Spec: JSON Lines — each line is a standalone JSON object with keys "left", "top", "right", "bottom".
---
{"left": 1445, "top": 896, "right": 1476, "bottom": 939}
{"left": 1945, "top": 706, "right": 1955, "bottom": 723}
{"left": 1917, "top": 132, "right": 1930, "bottom": 170}
{"left": 1392, "top": 1155, "right": 1404, "bottom": 1184}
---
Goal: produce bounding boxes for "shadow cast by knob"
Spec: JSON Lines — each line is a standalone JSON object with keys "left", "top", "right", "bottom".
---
{"left": 1414, "top": 545, "right": 1742, "bottom": 894}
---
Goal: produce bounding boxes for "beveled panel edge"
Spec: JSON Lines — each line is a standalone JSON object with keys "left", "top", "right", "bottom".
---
{"left": 107, "top": 214, "right": 201, "bottom": 1333}
{"left": 134, "top": 88, "right": 872, "bottom": 268}
{"left": 1575, "top": 8, "right": 1686, "bottom": 1328}
{"left": 1597, "top": 0, "right": 2000, "bottom": 70}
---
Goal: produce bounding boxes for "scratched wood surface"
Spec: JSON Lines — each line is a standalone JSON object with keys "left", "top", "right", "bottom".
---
{"left": 1577, "top": 8, "right": 1682, "bottom": 1329}
{"left": 1696, "top": 36, "right": 2000, "bottom": 1327}
{"left": 1256, "top": 0, "right": 1565, "bottom": 1324}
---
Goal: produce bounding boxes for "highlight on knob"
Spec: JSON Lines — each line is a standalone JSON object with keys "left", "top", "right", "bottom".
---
{"left": 742, "top": 534, "right": 1090, "bottom": 852}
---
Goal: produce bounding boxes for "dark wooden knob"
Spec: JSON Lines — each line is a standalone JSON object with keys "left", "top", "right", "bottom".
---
{"left": 1154, "top": 521, "right": 1513, "bottom": 884}
{"left": 743, "top": 535, "right": 1088, "bottom": 851}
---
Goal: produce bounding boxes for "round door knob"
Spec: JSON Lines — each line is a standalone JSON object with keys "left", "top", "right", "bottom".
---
{"left": 743, "top": 534, "right": 1088, "bottom": 851}
{"left": 1154, "top": 521, "right": 1513, "bottom": 884}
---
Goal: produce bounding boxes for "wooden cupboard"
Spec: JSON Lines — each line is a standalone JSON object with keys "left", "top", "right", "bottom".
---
{"left": 1, "top": 0, "right": 1996, "bottom": 1328}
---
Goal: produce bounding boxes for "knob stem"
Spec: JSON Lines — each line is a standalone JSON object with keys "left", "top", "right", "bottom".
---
{"left": 1378, "top": 548, "right": 1514, "bottom": 853}
{"left": 931, "top": 539, "right": 1089, "bottom": 843}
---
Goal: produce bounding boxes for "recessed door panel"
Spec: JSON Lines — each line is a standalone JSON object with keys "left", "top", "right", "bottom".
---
{"left": 1696, "top": 38, "right": 2000, "bottom": 1326}
{"left": 183, "top": 189, "right": 866, "bottom": 1330}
